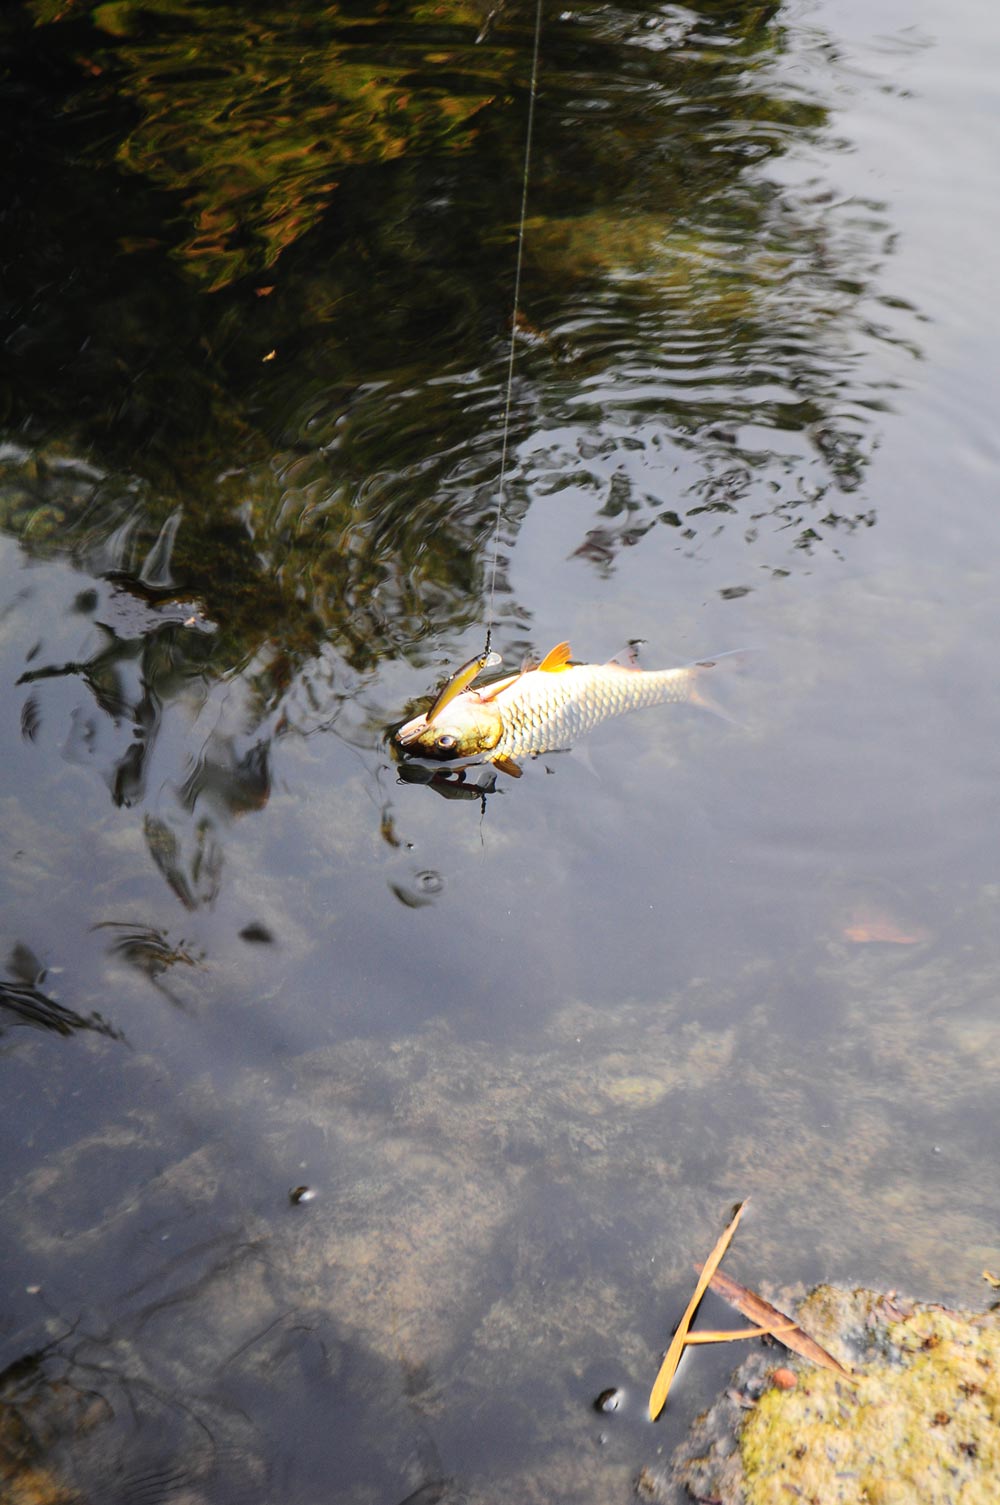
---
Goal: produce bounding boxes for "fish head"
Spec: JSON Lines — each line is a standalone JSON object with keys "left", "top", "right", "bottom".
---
{"left": 395, "top": 691, "right": 503, "bottom": 761}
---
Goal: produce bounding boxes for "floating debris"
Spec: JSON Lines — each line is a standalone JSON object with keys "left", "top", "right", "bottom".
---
{"left": 648, "top": 1200, "right": 748, "bottom": 1421}
{"left": 648, "top": 1200, "right": 847, "bottom": 1422}
{"left": 701, "top": 1266, "right": 850, "bottom": 1377}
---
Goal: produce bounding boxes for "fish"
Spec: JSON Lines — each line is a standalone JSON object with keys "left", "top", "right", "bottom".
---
{"left": 395, "top": 641, "right": 738, "bottom": 776}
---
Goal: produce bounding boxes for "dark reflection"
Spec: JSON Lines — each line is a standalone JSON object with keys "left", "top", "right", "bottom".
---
{"left": 0, "top": 944, "right": 123, "bottom": 1040}
{"left": 397, "top": 758, "right": 499, "bottom": 801}
{"left": 0, "top": 1327, "right": 111, "bottom": 1505}
{"left": 17, "top": 608, "right": 213, "bottom": 809}
{"left": 35, "top": 0, "right": 505, "bottom": 296}
{"left": 0, "top": 1261, "right": 453, "bottom": 1504}
{"left": 0, "top": 1310, "right": 261, "bottom": 1505}
{"left": 239, "top": 923, "right": 275, "bottom": 945}
{"left": 179, "top": 738, "right": 271, "bottom": 819}
{"left": 397, "top": 1482, "right": 453, "bottom": 1505}
{"left": 0, "top": 0, "right": 922, "bottom": 883}
{"left": 143, "top": 814, "right": 224, "bottom": 912}
{"left": 94, "top": 922, "right": 200, "bottom": 1007}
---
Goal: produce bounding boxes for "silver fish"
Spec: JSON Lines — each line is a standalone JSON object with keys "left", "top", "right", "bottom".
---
{"left": 395, "top": 641, "right": 737, "bottom": 776}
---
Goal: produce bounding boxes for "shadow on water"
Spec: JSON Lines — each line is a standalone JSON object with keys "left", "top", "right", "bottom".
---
{"left": 4, "top": 0, "right": 986, "bottom": 1501}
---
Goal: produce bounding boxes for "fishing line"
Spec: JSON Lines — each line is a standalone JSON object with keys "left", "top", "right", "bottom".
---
{"left": 483, "top": 0, "right": 544, "bottom": 657}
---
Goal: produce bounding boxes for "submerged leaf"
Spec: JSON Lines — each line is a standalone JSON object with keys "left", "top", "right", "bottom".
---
{"left": 701, "top": 1266, "right": 851, "bottom": 1376}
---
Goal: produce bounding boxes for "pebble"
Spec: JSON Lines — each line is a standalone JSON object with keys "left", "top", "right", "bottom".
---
{"left": 593, "top": 1387, "right": 625, "bottom": 1413}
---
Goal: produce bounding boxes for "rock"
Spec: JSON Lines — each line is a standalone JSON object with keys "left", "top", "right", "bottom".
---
{"left": 644, "top": 1285, "right": 1000, "bottom": 1504}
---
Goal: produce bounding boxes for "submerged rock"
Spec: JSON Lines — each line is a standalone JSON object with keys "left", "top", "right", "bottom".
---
{"left": 642, "top": 1285, "right": 1000, "bottom": 1504}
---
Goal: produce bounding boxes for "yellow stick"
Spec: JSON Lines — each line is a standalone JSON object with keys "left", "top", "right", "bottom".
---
{"left": 683, "top": 1322, "right": 798, "bottom": 1345}
{"left": 648, "top": 1200, "right": 747, "bottom": 1421}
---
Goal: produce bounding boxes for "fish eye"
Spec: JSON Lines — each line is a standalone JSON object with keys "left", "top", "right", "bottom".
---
{"left": 436, "top": 733, "right": 457, "bottom": 751}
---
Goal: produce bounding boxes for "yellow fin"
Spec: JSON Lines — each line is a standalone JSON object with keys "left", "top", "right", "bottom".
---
{"left": 537, "top": 641, "right": 571, "bottom": 673}
{"left": 493, "top": 756, "right": 522, "bottom": 778}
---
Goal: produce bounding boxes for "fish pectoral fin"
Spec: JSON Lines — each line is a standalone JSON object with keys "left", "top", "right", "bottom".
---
{"left": 478, "top": 671, "right": 525, "bottom": 703}
{"left": 537, "top": 640, "right": 572, "bottom": 672}
{"left": 493, "top": 755, "right": 523, "bottom": 778}
{"left": 606, "top": 639, "right": 645, "bottom": 670}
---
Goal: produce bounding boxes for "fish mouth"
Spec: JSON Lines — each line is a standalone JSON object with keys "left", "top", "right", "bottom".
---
{"left": 393, "top": 719, "right": 480, "bottom": 764}
{"left": 394, "top": 716, "right": 429, "bottom": 748}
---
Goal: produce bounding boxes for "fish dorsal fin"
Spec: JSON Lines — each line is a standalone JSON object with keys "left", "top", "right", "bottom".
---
{"left": 606, "top": 639, "right": 644, "bottom": 670}
{"left": 537, "top": 641, "right": 572, "bottom": 673}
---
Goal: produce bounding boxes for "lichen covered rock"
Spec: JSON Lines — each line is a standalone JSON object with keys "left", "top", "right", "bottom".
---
{"left": 650, "top": 1286, "right": 1000, "bottom": 1504}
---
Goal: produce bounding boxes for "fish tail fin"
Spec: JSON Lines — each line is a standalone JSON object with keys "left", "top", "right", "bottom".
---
{"left": 687, "top": 649, "right": 755, "bottom": 725}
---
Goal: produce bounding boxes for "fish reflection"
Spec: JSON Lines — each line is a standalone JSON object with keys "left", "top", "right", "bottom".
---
{"left": 396, "top": 758, "right": 498, "bottom": 801}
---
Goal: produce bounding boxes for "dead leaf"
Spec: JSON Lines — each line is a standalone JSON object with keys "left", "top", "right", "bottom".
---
{"left": 842, "top": 907, "right": 928, "bottom": 945}
{"left": 698, "top": 1266, "right": 851, "bottom": 1376}
{"left": 649, "top": 1201, "right": 748, "bottom": 1421}
{"left": 876, "top": 1293, "right": 914, "bottom": 1323}
{"left": 983, "top": 1270, "right": 1000, "bottom": 1289}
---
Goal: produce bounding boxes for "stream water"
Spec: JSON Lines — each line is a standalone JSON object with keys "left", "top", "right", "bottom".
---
{"left": 2, "top": 0, "right": 999, "bottom": 1499}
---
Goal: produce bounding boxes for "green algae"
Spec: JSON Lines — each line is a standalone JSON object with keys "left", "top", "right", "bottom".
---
{"left": 743, "top": 1303, "right": 1000, "bottom": 1503}
{"left": 662, "top": 1287, "right": 1000, "bottom": 1505}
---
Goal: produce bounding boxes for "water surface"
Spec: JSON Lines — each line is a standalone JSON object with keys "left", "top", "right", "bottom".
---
{"left": 2, "top": 0, "right": 1000, "bottom": 1499}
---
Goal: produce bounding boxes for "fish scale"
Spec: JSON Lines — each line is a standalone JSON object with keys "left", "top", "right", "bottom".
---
{"left": 492, "top": 663, "right": 701, "bottom": 758}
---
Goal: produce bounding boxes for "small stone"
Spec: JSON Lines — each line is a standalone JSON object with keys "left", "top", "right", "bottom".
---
{"left": 593, "top": 1386, "right": 624, "bottom": 1414}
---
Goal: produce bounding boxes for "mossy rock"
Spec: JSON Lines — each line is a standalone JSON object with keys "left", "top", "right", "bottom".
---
{"left": 641, "top": 1285, "right": 1000, "bottom": 1504}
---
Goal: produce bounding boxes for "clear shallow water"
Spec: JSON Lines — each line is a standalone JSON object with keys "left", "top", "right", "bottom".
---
{"left": 2, "top": 0, "right": 1000, "bottom": 1499}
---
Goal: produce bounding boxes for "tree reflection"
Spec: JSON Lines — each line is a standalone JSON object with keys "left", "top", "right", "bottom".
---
{"left": 0, "top": 0, "right": 924, "bottom": 885}
{"left": 0, "top": 944, "right": 123, "bottom": 1040}
{"left": 0, "top": 1302, "right": 259, "bottom": 1504}
{"left": 29, "top": 0, "right": 503, "bottom": 294}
